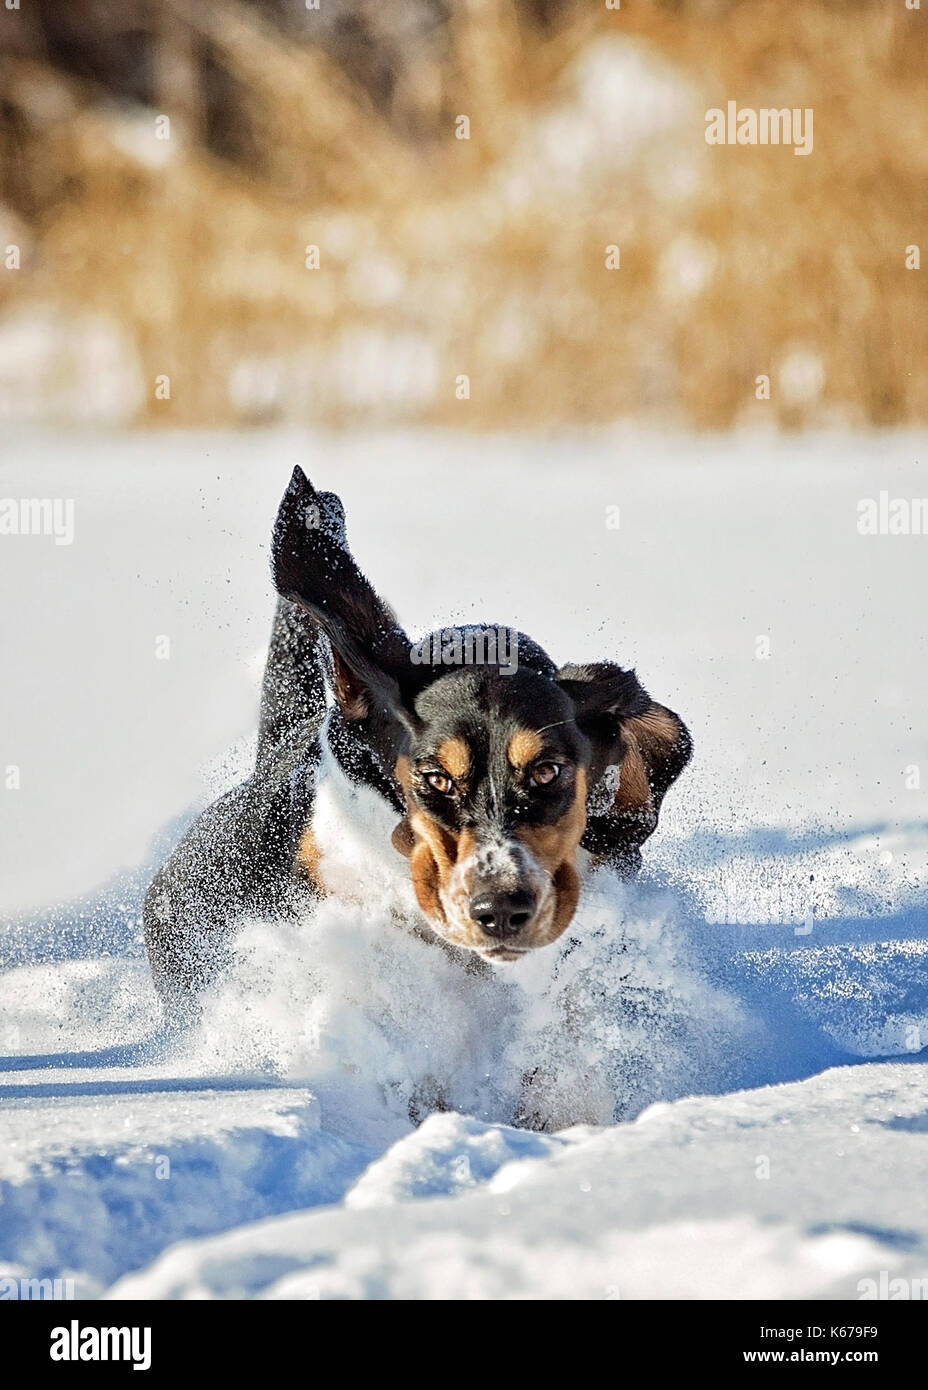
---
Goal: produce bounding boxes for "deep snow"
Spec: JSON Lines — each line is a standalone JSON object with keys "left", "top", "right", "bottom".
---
{"left": 0, "top": 426, "right": 926, "bottom": 1299}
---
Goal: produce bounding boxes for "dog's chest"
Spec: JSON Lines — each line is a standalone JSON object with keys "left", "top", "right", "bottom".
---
{"left": 299, "top": 736, "right": 409, "bottom": 903}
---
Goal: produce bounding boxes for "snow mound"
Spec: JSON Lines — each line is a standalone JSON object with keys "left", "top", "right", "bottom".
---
{"left": 106, "top": 1062, "right": 928, "bottom": 1301}
{"left": 343, "top": 1112, "right": 594, "bottom": 1209}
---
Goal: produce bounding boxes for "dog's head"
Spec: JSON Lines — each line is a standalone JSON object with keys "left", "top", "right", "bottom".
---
{"left": 273, "top": 468, "right": 690, "bottom": 961}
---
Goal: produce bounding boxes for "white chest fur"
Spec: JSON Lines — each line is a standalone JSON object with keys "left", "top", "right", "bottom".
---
{"left": 308, "top": 729, "right": 410, "bottom": 904}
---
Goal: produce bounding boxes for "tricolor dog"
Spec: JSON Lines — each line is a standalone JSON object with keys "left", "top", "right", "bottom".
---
{"left": 145, "top": 469, "right": 692, "bottom": 1015}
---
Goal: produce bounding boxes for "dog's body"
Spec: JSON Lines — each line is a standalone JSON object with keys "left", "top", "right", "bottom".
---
{"left": 145, "top": 470, "right": 692, "bottom": 1019}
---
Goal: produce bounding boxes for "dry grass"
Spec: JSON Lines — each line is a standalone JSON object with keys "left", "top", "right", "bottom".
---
{"left": 1, "top": 0, "right": 926, "bottom": 429}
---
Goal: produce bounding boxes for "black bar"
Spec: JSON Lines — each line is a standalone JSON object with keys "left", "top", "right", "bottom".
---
{"left": 6, "top": 1299, "right": 922, "bottom": 1375}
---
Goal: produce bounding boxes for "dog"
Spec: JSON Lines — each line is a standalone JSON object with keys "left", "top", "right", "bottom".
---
{"left": 144, "top": 467, "right": 692, "bottom": 1020}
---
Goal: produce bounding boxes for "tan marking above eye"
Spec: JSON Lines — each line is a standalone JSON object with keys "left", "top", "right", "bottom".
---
{"left": 436, "top": 736, "right": 471, "bottom": 781}
{"left": 508, "top": 728, "right": 544, "bottom": 768}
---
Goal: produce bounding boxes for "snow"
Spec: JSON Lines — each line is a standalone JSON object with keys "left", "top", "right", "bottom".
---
{"left": 105, "top": 1065, "right": 928, "bottom": 1301}
{"left": 1, "top": 425, "right": 926, "bottom": 1299}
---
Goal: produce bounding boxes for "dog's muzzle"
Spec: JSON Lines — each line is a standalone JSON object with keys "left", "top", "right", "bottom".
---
{"left": 439, "top": 835, "right": 555, "bottom": 959}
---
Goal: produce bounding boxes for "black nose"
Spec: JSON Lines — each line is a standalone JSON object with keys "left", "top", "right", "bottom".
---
{"left": 469, "top": 888, "right": 536, "bottom": 939}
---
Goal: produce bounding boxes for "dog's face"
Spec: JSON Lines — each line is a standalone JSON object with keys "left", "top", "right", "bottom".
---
{"left": 272, "top": 467, "right": 691, "bottom": 961}
{"left": 392, "top": 668, "right": 591, "bottom": 959}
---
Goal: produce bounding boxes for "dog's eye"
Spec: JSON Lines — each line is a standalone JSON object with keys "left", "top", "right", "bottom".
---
{"left": 530, "top": 762, "right": 560, "bottom": 787}
{"left": 424, "top": 771, "right": 454, "bottom": 795}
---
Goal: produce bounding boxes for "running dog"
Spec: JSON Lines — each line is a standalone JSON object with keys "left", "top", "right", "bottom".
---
{"left": 144, "top": 468, "right": 692, "bottom": 1017}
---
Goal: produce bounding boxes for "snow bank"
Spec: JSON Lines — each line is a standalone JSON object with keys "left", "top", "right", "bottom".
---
{"left": 106, "top": 1063, "right": 928, "bottom": 1301}
{"left": 0, "top": 1022, "right": 373, "bottom": 1288}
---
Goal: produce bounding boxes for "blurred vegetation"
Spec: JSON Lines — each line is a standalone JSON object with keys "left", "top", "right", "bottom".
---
{"left": 0, "top": 0, "right": 926, "bottom": 429}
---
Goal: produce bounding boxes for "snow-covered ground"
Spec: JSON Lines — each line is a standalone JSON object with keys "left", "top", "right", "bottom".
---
{"left": 1, "top": 426, "right": 926, "bottom": 1299}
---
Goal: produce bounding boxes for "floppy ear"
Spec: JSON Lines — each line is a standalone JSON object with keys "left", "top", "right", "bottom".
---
{"left": 557, "top": 661, "right": 692, "bottom": 867}
{"left": 271, "top": 466, "right": 419, "bottom": 730}
{"left": 557, "top": 661, "right": 651, "bottom": 729}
